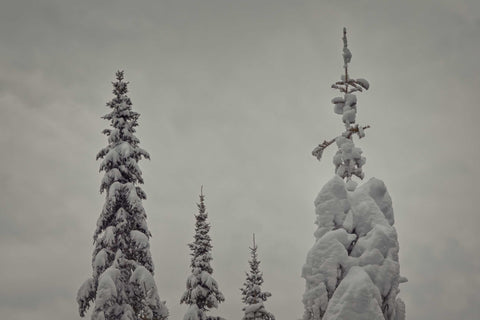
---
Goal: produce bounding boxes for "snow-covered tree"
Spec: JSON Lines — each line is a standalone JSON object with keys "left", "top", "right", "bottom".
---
{"left": 77, "top": 71, "right": 168, "bottom": 320}
{"left": 302, "top": 29, "right": 406, "bottom": 320}
{"left": 241, "top": 234, "right": 275, "bottom": 320}
{"left": 181, "top": 188, "right": 225, "bottom": 320}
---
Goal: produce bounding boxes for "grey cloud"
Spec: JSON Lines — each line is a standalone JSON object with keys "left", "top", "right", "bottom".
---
{"left": 402, "top": 239, "right": 480, "bottom": 319}
{"left": 1, "top": 1, "right": 479, "bottom": 320}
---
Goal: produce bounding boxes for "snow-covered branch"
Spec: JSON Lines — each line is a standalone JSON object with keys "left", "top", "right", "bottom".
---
{"left": 312, "top": 125, "right": 370, "bottom": 161}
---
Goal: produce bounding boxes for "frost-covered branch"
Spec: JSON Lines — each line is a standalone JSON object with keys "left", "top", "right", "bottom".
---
{"left": 312, "top": 125, "right": 370, "bottom": 161}
{"left": 312, "top": 28, "right": 370, "bottom": 186}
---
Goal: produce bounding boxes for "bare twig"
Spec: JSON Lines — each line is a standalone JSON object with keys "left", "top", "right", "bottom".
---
{"left": 343, "top": 27, "right": 349, "bottom": 92}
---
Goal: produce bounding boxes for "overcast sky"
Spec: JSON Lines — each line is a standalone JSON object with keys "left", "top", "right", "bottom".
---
{"left": 1, "top": 1, "right": 480, "bottom": 319}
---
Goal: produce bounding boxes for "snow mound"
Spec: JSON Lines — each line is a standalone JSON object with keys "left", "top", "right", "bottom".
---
{"left": 302, "top": 176, "right": 406, "bottom": 320}
{"left": 313, "top": 176, "right": 349, "bottom": 239}
{"left": 130, "top": 230, "right": 149, "bottom": 249}
{"left": 244, "top": 302, "right": 265, "bottom": 314}
{"left": 129, "top": 265, "right": 168, "bottom": 320}
{"left": 302, "top": 229, "right": 356, "bottom": 318}
{"left": 356, "top": 78, "right": 370, "bottom": 90}
{"left": 242, "top": 301, "right": 274, "bottom": 320}
{"left": 333, "top": 137, "right": 365, "bottom": 180}
{"left": 357, "top": 178, "right": 394, "bottom": 225}
{"left": 323, "top": 267, "right": 383, "bottom": 320}
{"left": 93, "top": 249, "right": 109, "bottom": 275}
{"left": 96, "top": 267, "right": 120, "bottom": 310}
{"left": 77, "top": 277, "right": 95, "bottom": 317}
{"left": 102, "top": 226, "right": 116, "bottom": 247}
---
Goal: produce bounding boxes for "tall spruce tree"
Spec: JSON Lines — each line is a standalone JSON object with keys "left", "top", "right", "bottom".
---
{"left": 240, "top": 235, "right": 275, "bottom": 320}
{"left": 77, "top": 71, "right": 168, "bottom": 320}
{"left": 181, "top": 188, "right": 225, "bottom": 320}
{"left": 302, "top": 29, "right": 406, "bottom": 320}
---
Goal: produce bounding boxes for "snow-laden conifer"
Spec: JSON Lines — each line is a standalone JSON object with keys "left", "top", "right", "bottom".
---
{"left": 181, "top": 188, "right": 225, "bottom": 320}
{"left": 240, "top": 234, "right": 275, "bottom": 320}
{"left": 77, "top": 71, "right": 168, "bottom": 320}
{"left": 303, "top": 29, "right": 406, "bottom": 320}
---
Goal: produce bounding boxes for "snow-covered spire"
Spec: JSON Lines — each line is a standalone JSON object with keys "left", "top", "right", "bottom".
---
{"left": 241, "top": 234, "right": 275, "bottom": 320}
{"left": 302, "top": 30, "right": 406, "bottom": 320}
{"left": 181, "top": 187, "right": 225, "bottom": 320}
{"left": 312, "top": 28, "right": 370, "bottom": 191}
{"left": 77, "top": 71, "right": 168, "bottom": 320}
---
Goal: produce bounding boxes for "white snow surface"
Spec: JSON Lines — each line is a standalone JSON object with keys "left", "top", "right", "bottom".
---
{"left": 356, "top": 78, "right": 370, "bottom": 90}
{"left": 93, "top": 249, "right": 109, "bottom": 274}
{"left": 96, "top": 267, "right": 120, "bottom": 310}
{"left": 333, "top": 136, "right": 365, "bottom": 181}
{"left": 302, "top": 176, "right": 405, "bottom": 320}
{"left": 184, "top": 305, "right": 205, "bottom": 320}
{"left": 323, "top": 266, "right": 384, "bottom": 320}
{"left": 130, "top": 230, "right": 149, "bottom": 249}
{"left": 129, "top": 265, "right": 160, "bottom": 305}
{"left": 102, "top": 226, "right": 116, "bottom": 247}
{"left": 244, "top": 302, "right": 265, "bottom": 314}
{"left": 77, "top": 277, "right": 95, "bottom": 309}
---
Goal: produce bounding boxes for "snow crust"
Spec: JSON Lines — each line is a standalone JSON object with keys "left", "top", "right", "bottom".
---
{"left": 96, "top": 267, "right": 120, "bottom": 312}
{"left": 243, "top": 302, "right": 273, "bottom": 320}
{"left": 302, "top": 176, "right": 406, "bottom": 320}
{"left": 130, "top": 230, "right": 149, "bottom": 249}
{"left": 102, "top": 226, "right": 116, "bottom": 247}
{"left": 77, "top": 277, "right": 96, "bottom": 317}
{"left": 333, "top": 137, "right": 365, "bottom": 182}
{"left": 129, "top": 266, "right": 168, "bottom": 320}
{"left": 93, "top": 249, "right": 109, "bottom": 275}
{"left": 323, "top": 267, "right": 383, "bottom": 320}
{"left": 356, "top": 78, "right": 370, "bottom": 90}
{"left": 184, "top": 305, "right": 204, "bottom": 320}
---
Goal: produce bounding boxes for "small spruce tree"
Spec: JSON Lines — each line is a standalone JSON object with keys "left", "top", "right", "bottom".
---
{"left": 181, "top": 187, "right": 225, "bottom": 320}
{"left": 241, "top": 234, "right": 275, "bottom": 320}
{"left": 77, "top": 71, "right": 168, "bottom": 320}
